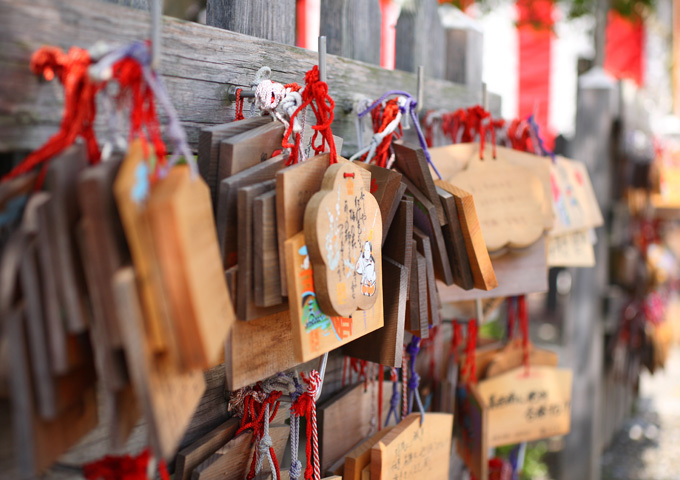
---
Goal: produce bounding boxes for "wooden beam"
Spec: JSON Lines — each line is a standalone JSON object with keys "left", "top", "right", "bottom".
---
{"left": 0, "top": 0, "right": 498, "bottom": 156}
{"left": 206, "top": 0, "right": 296, "bottom": 46}
{"left": 320, "top": 0, "right": 381, "bottom": 65}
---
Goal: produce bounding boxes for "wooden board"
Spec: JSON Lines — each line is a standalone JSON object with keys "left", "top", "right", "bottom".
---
{"left": 371, "top": 413, "right": 454, "bottom": 480}
{"left": 402, "top": 177, "right": 454, "bottom": 285}
{"left": 197, "top": 116, "right": 272, "bottom": 203}
{"left": 393, "top": 142, "right": 446, "bottom": 225}
{"left": 436, "top": 185, "right": 474, "bottom": 290}
{"left": 113, "top": 267, "right": 206, "bottom": 460}
{"left": 218, "top": 120, "right": 284, "bottom": 180}
{"left": 44, "top": 144, "right": 90, "bottom": 333}
{"left": 253, "top": 190, "right": 283, "bottom": 307}
{"left": 342, "top": 256, "right": 408, "bottom": 366}
{"left": 147, "top": 165, "right": 235, "bottom": 369}
{"left": 406, "top": 247, "right": 429, "bottom": 338}
{"left": 353, "top": 162, "right": 404, "bottom": 245}
{"left": 434, "top": 180, "right": 497, "bottom": 291}
{"left": 304, "top": 162, "right": 382, "bottom": 316}
{"left": 224, "top": 310, "right": 299, "bottom": 390}
{"left": 217, "top": 154, "right": 287, "bottom": 268}
{"left": 285, "top": 232, "right": 384, "bottom": 362}
{"left": 319, "top": 382, "right": 392, "bottom": 472}
{"left": 276, "top": 154, "right": 331, "bottom": 296}
{"left": 437, "top": 237, "right": 547, "bottom": 302}
{"left": 343, "top": 426, "right": 395, "bottom": 480}
{"left": 413, "top": 227, "right": 440, "bottom": 326}
{"left": 175, "top": 417, "right": 240, "bottom": 480}
{"left": 483, "top": 339, "right": 559, "bottom": 379}
{"left": 114, "top": 139, "right": 173, "bottom": 355}
{"left": 236, "top": 179, "right": 287, "bottom": 320}
{"left": 383, "top": 196, "right": 414, "bottom": 297}
{"left": 476, "top": 366, "right": 573, "bottom": 446}
{"left": 547, "top": 229, "right": 596, "bottom": 267}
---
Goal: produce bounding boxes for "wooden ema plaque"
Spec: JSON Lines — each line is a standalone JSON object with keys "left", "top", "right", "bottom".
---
{"left": 253, "top": 189, "right": 283, "bottom": 307}
{"left": 304, "top": 162, "right": 382, "bottom": 317}
{"left": 547, "top": 230, "right": 595, "bottom": 268}
{"left": 475, "top": 366, "right": 573, "bottom": 446}
{"left": 147, "top": 164, "right": 235, "bottom": 370}
{"left": 436, "top": 185, "right": 474, "bottom": 290}
{"left": 285, "top": 231, "right": 384, "bottom": 362}
{"left": 371, "top": 413, "right": 454, "bottom": 480}
{"left": 343, "top": 426, "right": 395, "bottom": 480}
{"left": 113, "top": 267, "right": 206, "bottom": 460}
{"left": 175, "top": 418, "right": 240, "bottom": 480}
{"left": 353, "top": 162, "right": 404, "bottom": 245}
{"left": 218, "top": 121, "right": 284, "bottom": 180}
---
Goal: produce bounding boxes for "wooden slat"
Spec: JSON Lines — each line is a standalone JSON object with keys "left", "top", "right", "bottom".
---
{"left": 395, "top": 0, "right": 446, "bottom": 79}
{"left": 175, "top": 418, "right": 240, "bottom": 480}
{"left": 206, "top": 0, "right": 296, "bottom": 46}
{"left": 0, "top": 0, "right": 497, "bottom": 156}
{"left": 253, "top": 190, "right": 283, "bottom": 307}
{"left": 320, "top": 0, "right": 381, "bottom": 65}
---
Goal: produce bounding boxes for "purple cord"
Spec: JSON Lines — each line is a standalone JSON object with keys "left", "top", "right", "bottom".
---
{"left": 357, "top": 90, "right": 442, "bottom": 180}
{"left": 527, "top": 114, "right": 555, "bottom": 163}
{"left": 405, "top": 337, "right": 425, "bottom": 424}
{"left": 385, "top": 381, "right": 400, "bottom": 427}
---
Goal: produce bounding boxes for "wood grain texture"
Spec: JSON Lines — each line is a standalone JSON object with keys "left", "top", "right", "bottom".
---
{"left": 402, "top": 177, "right": 453, "bottom": 286}
{"left": 342, "top": 256, "right": 407, "bottom": 366}
{"left": 353, "top": 162, "right": 404, "bottom": 245}
{"left": 0, "top": 0, "right": 498, "bottom": 156}
{"left": 483, "top": 339, "right": 559, "bottom": 379}
{"left": 343, "top": 426, "right": 394, "bottom": 480}
{"left": 114, "top": 267, "right": 206, "bottom": 460}
{"left": 218, "top": 121, "right": 284, "bottom": 184}
{"left": 383, "top": 197, "right": 414, "bottom": 298}
{"left": 253, "top": 190, "right": 283, "bottom": 307}
{"left": 436, "top": 185, "right": 474, "bottom": 290}
{"left": 444, "top": 26, "right": 483, "bottom": 88}
{"left": 236, "top": 179, "right": 287, "bottom": 320}
{"left": 395, "top": 0, "right": 446, "bottom": 79}
{"left": 320, "top": 0, "right": 381, "bottom": 65}
{"left": 217, "top": 155, "right": 287, "bottom": 269}
{"left": 276, "top": 154, "right": 331, "bottom": 296}
{"left": 197, "top": 116, "right": 272, "bottom": 204}
{"left": 319, "top": 382, "right": 392, "bottom": 472}
{"left": 406, "top": 248, "right": 429, "bottom": 338}
{"left": 175, "top": 418, "right": 240, "bottom": 480}
{"left": 413, "top": 227, "right": 440, "bottom": 326}
{"left": 434, "top": 180, "right": 497, "bottom": 291}
{"left": 206, "top": 0, "right": 296, "bottom": 45}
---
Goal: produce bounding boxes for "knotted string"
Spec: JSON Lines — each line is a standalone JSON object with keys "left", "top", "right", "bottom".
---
{"left": 350, "top": 97, "right": 403, "bottom": 166}
{"left": 357, "top": 90, "right": 442, "bottom": 179}
{"left": 291, "top": 370, "right": 322, "bottom": 480}
{"left": 83, "top": 448, "right": 169, "bottom": 480}
{"left": 401, "top": 345, "right": 408, "bottom": 419}
{"left": 2, "top": 46, "right": 102, "bottom": 189}
{"left": 405, "top": 336, "right": 425, "bottom": 425}
{"left": 527, "top": 114, "right": 555, "bottom": 162}
{"left": 385, "top": 367, "right": 401, "bottom": 427}
{"left": 235, "top": 88, "right": 246, "bottom": 121}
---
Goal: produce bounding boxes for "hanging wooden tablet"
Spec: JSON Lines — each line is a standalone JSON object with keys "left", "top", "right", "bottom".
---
{"left": 147, "top": 164, "right": 235, "bottom": 370}
{"left": 436, "top": 185, "right": 474, "bottom": 290}
{"left": 371, "top": 412, "right": 454, "bottom": 480}
{"left": 285, "top": 231, "right": 384, "bottom": 362}
{"left": 5, "top": 303, "right": 98, "bottom": 478}
{"left": 198, "top": 116, "right": 272, "bottom": 202}
{"left": 253, "top": 190, "right": 283, "bottom": 307}
{"left": 175, "top": 417, "right": 240, "bottom": 480}
{"left": 218, "top": 121, "right": 284, "bottom": 179}
{"left": 476, "top": 366, "right": 573, "bottom": 446}
{"left": 393, "top": 142, "right": 446, "bottom": 225}
{"left": 224, "top": 310, "right": 297, "bottom": 390}
{"left": 483, "top": 338, "right": 559, "bottom": 379}
{"left": 406, "top": 246, "right": 429, "bottom": 338}
{"left": 343, "top": 426, "right": 395, "bottom": 480}
{"left": 342, "top": 256, "right": 408, "bottom": 366}
{"left": 547, "top": 230, "right": 595, "bottom": 268}
{"left": 319, "top": 381, "right": 392, "bottom": 472}
{"left": 217, "top": 154, "right": 287, "bottom": 268}
{"left": 43, "top": 143, "right": 91, "bottom": 333}
{"left": 413, "top": 227, "right": 440, "bottom": 326}
{"left": 384, "top": 196, "right": 414, "bottom": 297}
{"left": 276, "top": 153, "right": 331, "bottom": 296}
{"left": 434, "top": 180, "right": 497, "bottom": 291}
{"left": 448, "top": 154, "right": 548, "bottom": 252}
{"left": 114, "top": 139, "right": 173, "bottom": 355}
{"left": 236, "top": 179, "right": 287, "bottom": 321}
{"left": 402, "top": 177, "right": 454, "bottom": 285}
{"left": 353, "top": 162, "right": 404, "bottom": 244}
{"left": 113, "top": 267, "right": 205, "bottom": 460}
{"left": 304, "top": 162, "right": 382, "bottom": 316}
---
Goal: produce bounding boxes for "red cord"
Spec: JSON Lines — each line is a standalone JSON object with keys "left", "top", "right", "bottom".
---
{"left": 463, "top": 319, "right": 478, "bottom": 384}
{"left": 364, "top": 98, "right": 402, "bottom": 167}
{"left": 83, "top": 448, "right": 169, "bottom": 480}
{"left": 235, "top": 88, "right": 245, "bottom": 121}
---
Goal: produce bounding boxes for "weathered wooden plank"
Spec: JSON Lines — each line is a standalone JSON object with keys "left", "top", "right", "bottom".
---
{"left": 320, "top": 0, "right": 381, "bottom": 65}
{"left": 0, "top": 0, "right": 498, "bottom": 157}
{"left": 206, "top": 0, "right": 296, "bottom": 46}
{"left": 394, "top": 0, "right": 446, "bottom": 80}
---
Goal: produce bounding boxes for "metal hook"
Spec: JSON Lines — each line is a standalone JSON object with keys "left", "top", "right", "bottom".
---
{"left": 279, "top": 352, "right": 328, "bottom": 403}
{"left": 416, "top": 65, "right": 425, "bottom": 114}
{"left": 318, "top": 36, "right": 327, "bottom": 83}
{"left": 150, "top": 0, "right": 163, "bottom": 70}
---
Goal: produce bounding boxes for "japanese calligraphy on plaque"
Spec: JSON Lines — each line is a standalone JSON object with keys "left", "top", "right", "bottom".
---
{"left": 304, "top": 162, "right": 382, "bottom": 317}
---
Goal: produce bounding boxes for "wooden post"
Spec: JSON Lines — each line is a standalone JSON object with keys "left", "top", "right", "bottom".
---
{"left": 206, "top": 0, "right": 296, "bottom": 45}
{"left": 394, "top": 0, "right": 445, "bottom": 79}
{"left": 320, "top": 0, "right": 381, "bottom": 65}
{"left": 440, "top": 5, "right": 483, "bottom": 89}
{"left": 557, "top": 67, "right": 617, "bottom": 480}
